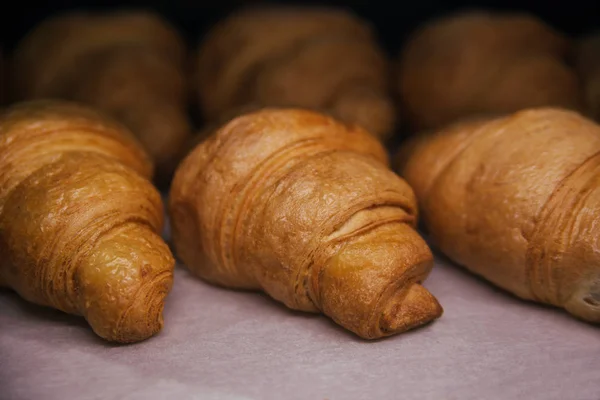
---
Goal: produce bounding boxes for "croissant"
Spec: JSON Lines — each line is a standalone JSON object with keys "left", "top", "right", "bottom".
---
{"left": 170, "top": 108, "right": 442, "bottom": 339}
{"left": 575, "top": 33, "right": 600, "bottom": 121}
{"left": 396, "top": 107, "right": 600, "bottom": 323}
{"left": 12, "top": 10, "right": 192, "bottom": 183}
{"left": 0, "top": 100, "right": 175, "bottom": 343}
{"left": 195, "top": 6, "right": 396, "bottom": 140}
{"left": 397, "top": 10, "right": 583, "bottom": 131}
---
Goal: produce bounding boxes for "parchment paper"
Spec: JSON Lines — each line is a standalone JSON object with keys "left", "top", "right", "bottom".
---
{"left": 1, "top": 252, "right": 599, "bottom": 400}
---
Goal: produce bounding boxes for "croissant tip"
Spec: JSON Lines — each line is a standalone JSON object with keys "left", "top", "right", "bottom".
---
{"left": 93, "top": 272, "right": 173, "bottom": 344}
{"left": 563, "top": 283, "right": 600, "bottom": 324}
{"left": 379, "top": 283, "right": 443, "bottom": 336}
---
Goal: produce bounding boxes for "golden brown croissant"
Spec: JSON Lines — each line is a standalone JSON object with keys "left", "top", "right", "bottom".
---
{"left": 396, "top": 107, "right": 600, "bottom": 323}
{"left": 0, "top": 100, "right": 175, "bottom": 343}
{"left": 397, "top": 10, "right": 583, "bottom": 130}
{"left": 195, "top": 6, "right": 396, "bottom": 140}
{"left": 575, "top": 33, "right": 600, "bottom": 121}
{"left": 170, "top": 108, "right": 442, "bottom": 339}
{"left": 12, "top": 10, "right": 192, "bottom": 183}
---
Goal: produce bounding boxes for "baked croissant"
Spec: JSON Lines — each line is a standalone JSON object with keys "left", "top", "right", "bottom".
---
{"left": 0, "top": 100, "right": 175, "bottom": 343}
{"left": 575, "top": 33, "right": 600, "bottom": 121}
{"left": 397, "top": 10, "right": 582, "bottom": 131}
{"left": 195, "top": 6, "right": 396, "bottom": 140}
{"left": 170, "top": 108, "right": 442, "bottom": 339}
{"left": 12, "top": 10, "right": 192, "bottom": 183}
{"left": 396, "top": 107, "right": 600, "bottom": 323}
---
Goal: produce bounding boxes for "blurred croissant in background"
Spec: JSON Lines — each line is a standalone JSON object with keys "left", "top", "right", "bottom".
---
{"left": 0, "top": 50, "right": 4, "bottom": 106}
{"left": 575, "top": 32, "right": 600, "bottom": 122}
{"left": 195, "top": 5, "right": 397, "bottom": 140}
{"left": 12, "top": 10, "right": 192, "bottom": 184}
{"left": 397, "top": 10, "right": 583, "bottom": 131}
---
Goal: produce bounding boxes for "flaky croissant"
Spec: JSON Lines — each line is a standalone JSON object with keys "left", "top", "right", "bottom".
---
{"left": 397, "top": 10, "right": 582, "bottom": 130}
{"left": 12, "top": 10, "right": 192, "bottom": 182}
{"left": 170, "top": 108, "right": 442, "bottom": 339}
{"left": 0, "top": 100, "right": 174, "bottom": 343}
{"left": 575, "top": 33, "right": 600, "bottom": 121}
{"left": 396, "top": 107, "right": 600, "bottom": 323}
{"left": 195, "top": 6, "right": 396, "bottom": 140}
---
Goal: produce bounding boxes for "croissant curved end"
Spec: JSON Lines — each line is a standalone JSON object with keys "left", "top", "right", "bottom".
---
{"left": 98, "top": 271, "right": 173, "bottom": 343}
{"left": 563, "top": 277, "right": 600, "bottom": 324}
{"left": 79, "top": 225, "right": 175, "bottom": 343}
{"left": 317, "top": 227, "right": 443, "bottom": 339}
{"left": 379, "top": 283, "right": 443, "bottom": 336}
{"left": 85, "top": 268, "right": 173, "bottom": 344}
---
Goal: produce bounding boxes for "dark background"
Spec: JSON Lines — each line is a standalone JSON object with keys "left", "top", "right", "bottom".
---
{"left": 2, "top": 0, "right": 599, "bottom": 54}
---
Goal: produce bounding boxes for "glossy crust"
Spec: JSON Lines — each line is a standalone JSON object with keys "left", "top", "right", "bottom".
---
{"left": 575, "top": 33, "right": 600, "bottom": 121}
{"left": 0, "top": 100, "right": 175, "bottom": 343}
{"left": 12, "top": 10, "right": 192, "bottom": 182}
{"left": 397, "top": 107, "right": 600, "bottom": 323}
{"left": 397, "top": 10, "right": 583, "bottom": 130}
{"left": 170, "top": 108, "right": 442, "bottom": 339}
{"left": 196, "top": 6, "right": 396, "bottom": 140}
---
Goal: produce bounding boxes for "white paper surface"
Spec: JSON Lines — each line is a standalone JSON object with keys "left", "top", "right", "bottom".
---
{"left": 1, "top": 255, "right": 599, "bottom": 400}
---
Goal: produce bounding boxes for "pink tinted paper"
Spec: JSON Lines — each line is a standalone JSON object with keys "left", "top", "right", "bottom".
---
{"left": 1, "top": 255, "right": 599, "bottom": 400}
